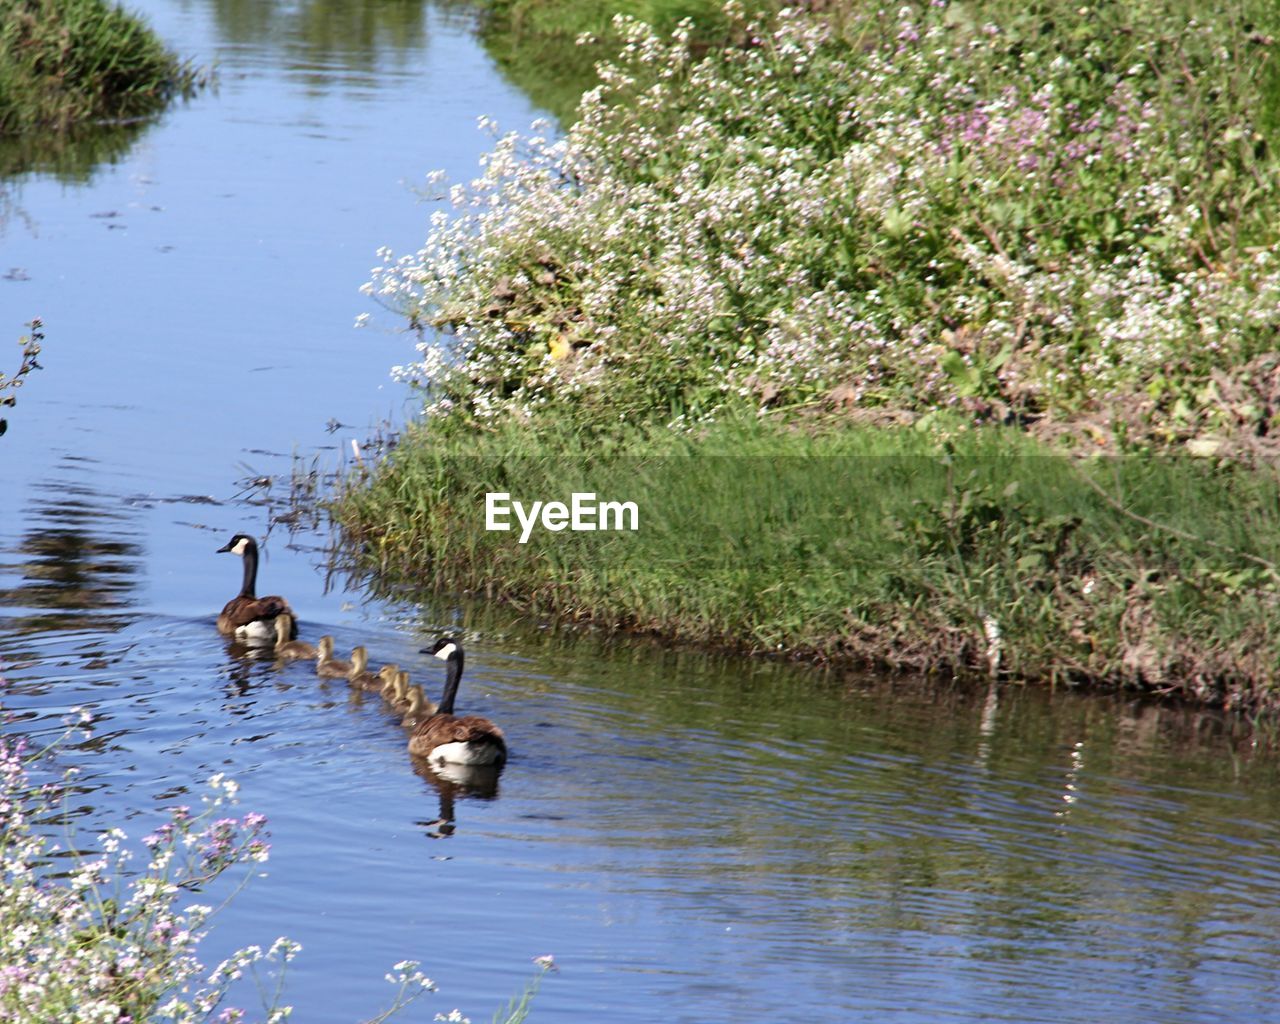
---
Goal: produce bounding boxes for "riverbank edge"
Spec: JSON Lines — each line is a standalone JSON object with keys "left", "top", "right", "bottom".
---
{"left": 331, "top": 416, "right": 1280, "bottom": 713}
{"left": 0, "top": 0, "right": 205, "bottom": 134}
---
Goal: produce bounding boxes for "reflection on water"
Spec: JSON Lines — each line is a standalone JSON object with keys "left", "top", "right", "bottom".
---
{"left": 208, "top": 0, "right": 437, "bottom": 87}
{"left": 0, "top": 118, "right": 160, "bottom": 225}
{"left": 0, "top": 459, "right": 143, "bottom": 637}
{"left": 0, "top": 0, "right": 464, "bottom": 193}
{"left": 480, "top": 27, "right": 604, "bottom": 124}
{"left": 0, "top": 118, "right": 156, "bottom": 184}
{"left": 210, "top": 0, "right": 601, "bottom": 117}
{"left": 414, "top": 760, "right": 500, "bottom": 838}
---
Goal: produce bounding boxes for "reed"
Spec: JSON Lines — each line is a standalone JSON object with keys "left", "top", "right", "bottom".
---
{"left": 0, "top": 0, "right": 204, "bottom": 134}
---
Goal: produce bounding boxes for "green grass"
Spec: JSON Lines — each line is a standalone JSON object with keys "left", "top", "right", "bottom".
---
{"left": 0, "top": 0, "right": 203, "bottom": 134}
{"left": 334, "top": 415, "right": 1280, "bottom": 709}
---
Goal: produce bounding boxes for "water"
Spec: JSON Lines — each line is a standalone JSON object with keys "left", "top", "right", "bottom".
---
{"left": 4, "top": 4, "right": 1280, "bottom": 1022}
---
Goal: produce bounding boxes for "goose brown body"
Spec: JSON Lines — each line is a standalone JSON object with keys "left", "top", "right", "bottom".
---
{"left": 217, "top": 534, "right": 295, "bottom": 640}
{"left": 408, "top": 713, "right": 506, "bottom": 763}
{"left": 408, "top": 638, "right": 507, "bottom": 767}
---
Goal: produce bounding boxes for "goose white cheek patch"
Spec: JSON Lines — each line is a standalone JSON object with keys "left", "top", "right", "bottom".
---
{"left": 434, "top": 643, "right": 457, "bottom": 661}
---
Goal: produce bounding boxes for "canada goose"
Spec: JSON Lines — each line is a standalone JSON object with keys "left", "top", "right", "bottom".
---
{"left": 408, "top": 638, "right": 506, "bottom": 767}
{"left": 316, "top": 635, "right": 355, "bottom": 679}
{"left": 400, "top": 684, "right": 438, "bottom": 728}
{"left": 216, "top": 534, "right": 295, "bottom": 641}
{"left": 273, "top": 614, "right": 317, "bottom": 660}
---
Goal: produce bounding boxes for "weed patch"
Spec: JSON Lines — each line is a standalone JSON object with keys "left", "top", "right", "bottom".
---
{"left": 0, "top": 0, "right": 204, "bottom": 134}
{"left": 364, "top": 0, "right": 1280, "bottom": 450}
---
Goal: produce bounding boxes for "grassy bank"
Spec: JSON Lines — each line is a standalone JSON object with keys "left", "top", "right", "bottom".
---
{"left": 345, "top": 0, "right": 1280, "bottom": 707}
{"left": 334, "top": 417, "right": 1280, "bottom": 710}
{"left": 0, "top": 0, "right": 202, "bottom": 134}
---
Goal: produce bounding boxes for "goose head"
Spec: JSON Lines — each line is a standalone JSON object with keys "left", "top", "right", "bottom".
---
{"left": 423, "top": 636, "right": 461, "bottom": 662}
{"left": 420, "top": 636, "right": 464, "bottom": 716}
{"left": 216, "top": 533, "right": 257, "bottom": 557}
{"left": 316, "top": 635, "right": 335, "bottom": 662}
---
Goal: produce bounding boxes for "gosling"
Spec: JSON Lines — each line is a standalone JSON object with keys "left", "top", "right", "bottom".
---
{"left": 348, "top": 647, "right": 395, "bottom": 692}
{"left": 379, "top": 669, "right": 411, "bottom": 708}
{"left": 315, "top": 636, "right": 355, "bottom": 680}
{"left": 273, "top": 614, "right": 317, "bottom": 661}
{"left": 400, "top": 684, "right": 438, "bottom": 728}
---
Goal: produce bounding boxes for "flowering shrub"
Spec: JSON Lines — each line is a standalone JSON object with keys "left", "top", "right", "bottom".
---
{"left": 0, "top": 714, "right": 440, "bottom": 1024}
{"left": 365, "top": 0, "right": 1280, "bottom": 441}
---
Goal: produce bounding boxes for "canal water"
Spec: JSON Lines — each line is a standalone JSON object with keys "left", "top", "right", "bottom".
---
{"left": 3, "top": 3, "right": 1280, "bottom": 1022}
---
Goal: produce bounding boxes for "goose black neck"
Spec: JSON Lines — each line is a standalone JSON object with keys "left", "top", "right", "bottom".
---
{"left": 437, "top": 651, "right": 464, "bottom": 716}
{"left": 239, "top": 544, "right": 259, "bottom": 598}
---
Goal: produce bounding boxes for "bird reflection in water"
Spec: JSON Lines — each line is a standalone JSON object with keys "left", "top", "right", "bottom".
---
{"left": 412, "top": 759, "right": 501, "bottom": 840}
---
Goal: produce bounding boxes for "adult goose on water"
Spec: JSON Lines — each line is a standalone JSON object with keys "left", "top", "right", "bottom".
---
{"left": 408, "top": 638, "right": 507, "bottom": 767}
{"left": 216, "top": 534, "right": 295, "bottom": 641}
